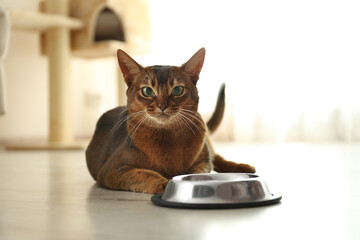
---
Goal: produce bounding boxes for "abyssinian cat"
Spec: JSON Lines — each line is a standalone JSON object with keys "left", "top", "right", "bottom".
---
{"left": 86, "top": 48, "right": 255, "bottom": 194}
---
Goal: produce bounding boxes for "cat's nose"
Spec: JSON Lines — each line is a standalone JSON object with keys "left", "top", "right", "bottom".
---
{"left": 158, "top": 103, "right": 168, "bottom": 112}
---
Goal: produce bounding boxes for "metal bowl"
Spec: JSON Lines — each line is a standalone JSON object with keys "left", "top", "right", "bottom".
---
{"left": 151, "top": 173, "right": 281, "bottom": 209}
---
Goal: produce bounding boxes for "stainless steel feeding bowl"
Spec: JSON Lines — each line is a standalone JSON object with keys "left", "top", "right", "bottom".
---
{"left": 151, "top": 173, "right": 282, "bottom": 209}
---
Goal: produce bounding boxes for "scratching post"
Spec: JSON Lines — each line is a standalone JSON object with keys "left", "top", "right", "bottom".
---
{"left": 46, "top": 0, "right": 73, "bottom": 143}
{"left": 0, "top": 8, "right": 10, "bottom": 115}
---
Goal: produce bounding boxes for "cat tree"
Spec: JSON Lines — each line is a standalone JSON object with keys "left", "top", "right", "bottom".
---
{"left": 6, "top": 0, "right": 150, "bottom": 150}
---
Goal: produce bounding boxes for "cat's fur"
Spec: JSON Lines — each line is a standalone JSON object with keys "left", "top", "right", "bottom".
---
{"left": 86, "top": 48, "right": 255, "bottom": 194}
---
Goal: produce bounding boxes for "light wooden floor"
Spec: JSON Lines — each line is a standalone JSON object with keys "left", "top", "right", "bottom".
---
{"left": 0, "top": 142, "right": 359, "bottom": 240}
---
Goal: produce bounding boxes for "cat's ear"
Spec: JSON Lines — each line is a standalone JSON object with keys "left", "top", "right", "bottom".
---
{"left": 117, "top": 49, "right": 143, "bottom": 87}
{"left": 181, "top": 48, "right": 206, "bottom": 84}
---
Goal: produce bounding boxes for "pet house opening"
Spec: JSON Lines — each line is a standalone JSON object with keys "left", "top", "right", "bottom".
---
{"left": 94, "top": 7, "right": 126, "bottom": 42}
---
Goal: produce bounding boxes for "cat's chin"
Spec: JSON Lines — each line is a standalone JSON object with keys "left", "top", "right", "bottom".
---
{"left": 148, "top": 113, "right": 176, "bottom": 127}
{"left": 155, "top": 114, "right": 172, "bottom": 121}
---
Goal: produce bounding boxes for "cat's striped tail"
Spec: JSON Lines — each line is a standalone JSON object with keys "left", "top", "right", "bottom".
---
{"left": 206, "top": 83, "right": 225, "bottom": 134}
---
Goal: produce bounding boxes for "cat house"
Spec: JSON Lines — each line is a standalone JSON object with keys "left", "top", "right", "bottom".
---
{"left": 5, "top": 0, "right": 151, "bottom": 149}
{"left": 69, "top": 0, "right": 150, "bottom": 58}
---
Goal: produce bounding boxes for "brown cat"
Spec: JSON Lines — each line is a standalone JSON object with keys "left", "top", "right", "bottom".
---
{"left": 86, "top": 48, "right": 255, "bottom": 194}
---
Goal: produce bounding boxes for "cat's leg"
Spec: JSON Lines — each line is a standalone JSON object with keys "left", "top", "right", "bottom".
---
{"left": 213, "top": 154, "right": 256, "bottom": 173}
{"left": 97, "top": 165, "right": 168, "bottom": 194}
{"left": 187, "top": 160, "right": 212, "bottom": 174}
{"left": 187, "top": 143, "right": 213, "bottom": 174}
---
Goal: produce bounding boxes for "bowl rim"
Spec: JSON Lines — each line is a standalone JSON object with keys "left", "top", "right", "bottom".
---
{"left": 172, "top": 173, "right": 260, "bottom": 183}
{"left": 151, "top": 193, "right": 282, "bottom": 209}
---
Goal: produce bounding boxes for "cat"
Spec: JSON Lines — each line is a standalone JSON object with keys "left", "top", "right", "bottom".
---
{"left": 86, "top": 48, "right": 255, "bottom": 194}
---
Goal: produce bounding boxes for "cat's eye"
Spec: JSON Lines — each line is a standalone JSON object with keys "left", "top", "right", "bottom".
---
{"left": 172, "top": 86, "right": 184, "bottom": 96}
{"left": 141, "top": 87, "right": 155, "bottom": 97}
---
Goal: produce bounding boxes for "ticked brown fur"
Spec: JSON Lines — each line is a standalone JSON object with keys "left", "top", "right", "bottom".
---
{"left": 86, "top": 48, "right": 255, "bottom": 194}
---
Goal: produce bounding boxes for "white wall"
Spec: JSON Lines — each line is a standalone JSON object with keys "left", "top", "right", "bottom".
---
{"left": 2, "top": 0, "right": 359, "bottom": 143}
{"left": 71, "top": 57, "right": 119, "bottom": 139}
{"left": 147, "top": 0, "right": 360, "bottom": 142}
{"left": 0, "top": 0, "right": 47, "bottom": 141}
{"left": 0, "top": 29, "right": 48, "bottom": 141}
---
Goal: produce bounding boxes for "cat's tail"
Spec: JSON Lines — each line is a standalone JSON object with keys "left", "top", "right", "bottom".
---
{"left": 206, "top": 83, "right": 225, "bottom": 134}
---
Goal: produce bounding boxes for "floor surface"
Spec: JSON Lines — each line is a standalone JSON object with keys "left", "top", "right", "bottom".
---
{"left": 0, "top": 142, "right": 359, "bottom": 240}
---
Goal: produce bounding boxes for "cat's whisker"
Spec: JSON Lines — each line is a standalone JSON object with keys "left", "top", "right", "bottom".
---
{"left": 143, "top": 114, "right": 152, "bottom": 129}
{"left": 124, "top": 113, "right": 148, "bottom": 146}
{"left": 128, "top": 114, "right": 147, "bottom": 136}
{"left": 128, "top": 113, "right": 151, "bottom": 144}
{"left": 179, "top": 109, "right": 205, "bottom": 127}
{"left": 110, "top": 110, "right": 146, "bottom": 135}
{"left": 179, "top": 107, "right": 201, "bottom": 115}
{"left": 187, "top": 119, "right": 205, "bottom": 136}
{"left": 179, "top": 109, "right": 206, "bottom": 132}
{"left": 177, "top": 113, "right": 196, "bottom": 135}
{"left": 178, "top": 112, "right": 206, "bottom": 136}
{"left": 179, "top": 112, "right": 206, "bottom": 136}
{"left": 133, "top": 115, "right": 150, "bottom": 137}
{"left": 110, "top": 115, "right": 128, "bottom": 135}
{"left": 179, "top": 108, "right": 202, "bottom": 118}
{"left": 182, "top": 104, "right": 198, "bottom": 110}
{"left": 173, "top": 114, "right": 186, "bottom": 134}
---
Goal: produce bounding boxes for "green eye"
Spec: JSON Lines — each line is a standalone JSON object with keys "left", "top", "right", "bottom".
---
{"left": 142, "top": 87, "right": 155, "bottom": 97}
{"left": 172, "top": 86, "right": 184, "bottom": 96}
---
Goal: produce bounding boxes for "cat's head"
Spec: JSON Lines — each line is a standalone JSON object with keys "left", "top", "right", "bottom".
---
{"left": 117, "top": 48, "right": 205, "bottom": 127}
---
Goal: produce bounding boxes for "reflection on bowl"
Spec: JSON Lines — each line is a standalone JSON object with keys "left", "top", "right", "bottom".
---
{"left": 151, "top": 173, "right": 281, "bottom": 209}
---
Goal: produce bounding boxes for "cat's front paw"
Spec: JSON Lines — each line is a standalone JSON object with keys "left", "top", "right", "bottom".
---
{"left": 235, "top": 163, "right": 256, "bottom": 173}
{"left": 144, "top": 177, "right": 169, "bottom": 194}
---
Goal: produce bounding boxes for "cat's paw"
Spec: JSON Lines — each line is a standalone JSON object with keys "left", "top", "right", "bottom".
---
{"left": 144, "top": 177, "right": 169, "bottom": 194}
{"left": 235, "top": 163, "right": 256, "bottom": 173}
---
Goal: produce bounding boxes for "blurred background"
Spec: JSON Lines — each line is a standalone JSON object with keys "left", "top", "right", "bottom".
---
{"left": 0, "top": 0, "right": 360, "bottom": 145}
